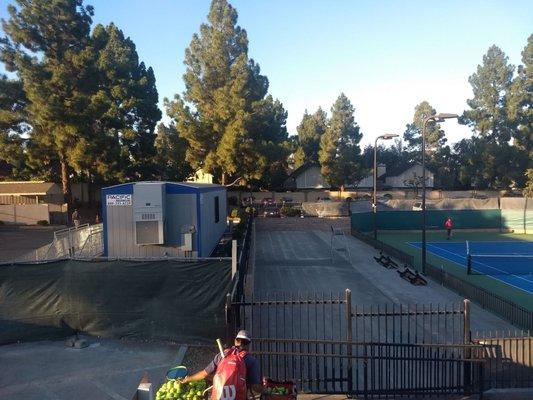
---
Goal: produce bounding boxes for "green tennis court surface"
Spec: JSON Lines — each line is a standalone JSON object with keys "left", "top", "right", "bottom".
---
{"left": 377, "top": 231, "right": 533, "bottom": 312}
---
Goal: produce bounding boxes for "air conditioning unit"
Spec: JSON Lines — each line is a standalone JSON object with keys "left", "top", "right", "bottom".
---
{"left": 133, "top": 183, "right": 165, "bottom": 245}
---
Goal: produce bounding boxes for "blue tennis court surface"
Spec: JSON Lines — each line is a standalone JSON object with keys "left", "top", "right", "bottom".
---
{"left": 409, "top": 241, "right": 533, "bottom": 294}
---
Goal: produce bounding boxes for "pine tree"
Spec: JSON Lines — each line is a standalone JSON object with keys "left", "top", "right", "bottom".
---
{"left": 2, "top": 7, "right": 162, "bottom": 189}
{"left": 88, "top": 23, "right": 161, "bottom": 182}
{"left": 166, "top": 0, "right": 286, "bottom": 185}
{"left": 462, "top": 45, "right": 517, "bottom": 188}
{"left": 319, "top": 93, "right": 364, "bottom": 188}
{"left": 0, "top": 75, "right": 28, "bottom": 179}
{"left": 154, "top": 122, "right": 193, "bottom": 181}
{"left": 403, "top": 101, "right": 446, "bottom": 161}
{"left": 1, "top": 0, "right": 95, "bottom": 201}
{"left": 507, "top": 35, "right": 532, "bottom": 187}
{"left": 294, "top": 107, "right": 327, "bottom": 168}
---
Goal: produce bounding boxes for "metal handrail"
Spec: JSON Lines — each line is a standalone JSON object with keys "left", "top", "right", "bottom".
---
{"left": 53, "top": 223, "right": 89, "bottom": 240}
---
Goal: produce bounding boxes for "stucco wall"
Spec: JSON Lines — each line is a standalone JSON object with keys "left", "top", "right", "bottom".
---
{"left": 0, "top": 204, "right": 50, "bottom": 224}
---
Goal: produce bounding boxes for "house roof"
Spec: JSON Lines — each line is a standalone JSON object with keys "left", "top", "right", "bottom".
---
{"left": 289, "top": 162, "right": 320, "bottom": 178}
{"left": 0, "top": 181, "right": 61, "bottom": 195}
{"left": 381, "top": 163, "right": 434, "bottom": 178}
{"left": 102, "top": 181, "right": 225, "bottom": 192}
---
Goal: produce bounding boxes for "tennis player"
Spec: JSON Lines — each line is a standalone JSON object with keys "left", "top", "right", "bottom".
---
{"left": 444, "top": 217, "right": 453, "bottom": 240}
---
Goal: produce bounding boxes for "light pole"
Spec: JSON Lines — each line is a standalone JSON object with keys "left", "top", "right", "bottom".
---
{"left": 373, "top": 133, "right": 399, "bottom": 243}
{"left": 421, "top": 113, "right": 458, "bottom": 274}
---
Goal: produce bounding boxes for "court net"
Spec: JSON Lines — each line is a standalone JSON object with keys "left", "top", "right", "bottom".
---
{"left": 466, "top": 242, "right": 533, "bottom": 276}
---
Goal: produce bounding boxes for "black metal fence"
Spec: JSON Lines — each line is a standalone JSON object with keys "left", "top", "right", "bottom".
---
{"left": 426, "top": 263, "right": 533, "bottom": 331}
{"left": 473, "top": 330, "right": 533, "bottom": 389}
{"left": 226, "top": 291, "right": 485, "bottom": 397}
{"left": 254, "top": 338, "right": 485, "bottom": 397}
{"left": 228, "top": 291, "right": 468, "bottom": 345}
{"left": 351, "top": 228, "right": 533, "bottom": 331}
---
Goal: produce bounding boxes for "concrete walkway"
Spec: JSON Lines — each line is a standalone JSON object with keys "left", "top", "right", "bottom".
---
{"left": 0, "top": 336, "right": 186, "bottom": 400}
{"left": 253, "top": 218, "right": 513, "bottom": 333}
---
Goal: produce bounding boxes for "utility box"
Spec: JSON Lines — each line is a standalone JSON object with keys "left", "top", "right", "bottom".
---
{"left": 133, "top": 182, "right": 165, "bottom": 245}
{"left": 102, "top": 182, "right": 226, "bottom": 258}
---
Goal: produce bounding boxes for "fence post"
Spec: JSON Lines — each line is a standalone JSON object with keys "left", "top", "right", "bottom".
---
{"left": 463, "top": 299, "right": 472, "bottom": 390}
{"left": 463, "top": 299, "right": 471, "bottom": 344}
{"left": 345, "top": 289, "right": 353, "bottom": 394}
{"left": 225, "top": 293, "right": 233, "bottom": 345}
{"left": 231, "top": 240, "right": 237, "bottom": 278}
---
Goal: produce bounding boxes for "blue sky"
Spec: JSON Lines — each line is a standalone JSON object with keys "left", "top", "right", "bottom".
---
{"left": 1, "top": 0, "right": 532, "bottom": 146}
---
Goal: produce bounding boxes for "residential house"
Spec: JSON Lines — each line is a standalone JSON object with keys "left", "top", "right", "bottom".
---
{"left": 352, "top": 164, "right": 387, "bottom": 188}
{"left": 0, "top": 181, "right": 64, "bottom": 204}
{"left": 382, "top": 163, "right": 434, "bottom": 188}
{"left": 284, "top": 163, "right": 330, "bottom": 190}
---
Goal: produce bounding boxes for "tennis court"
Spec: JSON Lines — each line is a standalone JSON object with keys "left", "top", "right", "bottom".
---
{"left": 409, "top": 241, "right": 533, "bottom": 294}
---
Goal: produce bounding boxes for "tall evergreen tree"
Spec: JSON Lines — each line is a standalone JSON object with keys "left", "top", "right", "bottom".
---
{"left": 153, "top": 122, "right": 193, "bottom": 181}
{"left": 294, "top": 107, "right": 327, "bottom": 168}
{"left": 507, "top": 34, "right": 533, "bottom": 187}
{"left": 403, "top": 101, "right": 446, "bottom": 161}
{"left": 1, "top": 5, "right": 161, "bottom": 188}
{"left": 0, "top": 75, "right": 28, "bottom": 179}
{"left": 82, "top": 23, "right": 161, "bottom": 183}
{"left": 1, "top": 0, "right": 95, "bottom": 201}
{"left": 319, "top": 93, "right": 364, "bottom": 188}
{"left": 403, "top": 101, "right": 457, "bottom": 188}
{"left": 462, "top": 45, "right": 517, "bottom": 188}
{"left": 166, "top": 0, "right": 287, "bottom": 185}
{"left": 361, "top": 140, "right": 406, "bottom": 171}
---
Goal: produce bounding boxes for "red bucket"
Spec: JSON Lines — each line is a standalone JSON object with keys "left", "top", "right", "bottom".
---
{"left": 262, "top": 378, "right": 297, "bottom": 400}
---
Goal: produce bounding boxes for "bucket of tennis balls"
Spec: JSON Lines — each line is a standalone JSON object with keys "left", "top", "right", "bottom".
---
{"left": 156, "top": 379, "right": 208, "bottom": 400}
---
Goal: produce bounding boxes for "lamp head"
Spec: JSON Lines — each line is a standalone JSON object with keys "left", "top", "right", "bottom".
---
{"left": 379, "top": 133, "right": 399, "bottom": 140}
{"left": 435, "top": 113, "right": 459, "bottom": 120}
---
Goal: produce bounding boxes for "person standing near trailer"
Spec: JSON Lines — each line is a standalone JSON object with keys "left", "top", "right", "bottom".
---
{"left": 444, "top": 217, "right": 453, "bottom": 240}
{"left": 72, "top": 208, "right": 80, "bottom": 228}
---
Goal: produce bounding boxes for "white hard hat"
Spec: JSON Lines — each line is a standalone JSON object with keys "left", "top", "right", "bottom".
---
{"left": 236, "top": 330, "right": 251, "bottom": 342}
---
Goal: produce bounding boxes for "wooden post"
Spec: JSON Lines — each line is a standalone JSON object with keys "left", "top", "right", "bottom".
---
{"left": 231, "top": 240, "right": 237, "bottom": 278}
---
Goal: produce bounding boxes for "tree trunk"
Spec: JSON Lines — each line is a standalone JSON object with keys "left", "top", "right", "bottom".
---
{"left": 221, "top": 172, "right": 226, "bottom": 186}
{"left": 59, "top": 152, "right": 72, "bottom": 208}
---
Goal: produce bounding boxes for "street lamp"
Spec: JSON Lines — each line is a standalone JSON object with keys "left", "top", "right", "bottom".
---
{"left": 421, "top": 113, "right": 458, "bottom": 274}
{"left": 373, "top": 133, "right": 399, "bottom": 243}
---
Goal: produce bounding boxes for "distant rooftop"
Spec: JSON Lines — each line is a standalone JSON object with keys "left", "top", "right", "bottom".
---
{"left": 0, "top": 181, "right": 61, "bottom": 195}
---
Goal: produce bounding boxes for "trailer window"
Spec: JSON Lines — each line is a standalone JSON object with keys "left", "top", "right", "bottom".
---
{"left": 214, "top": 196, "right": 220, "bottom": 223}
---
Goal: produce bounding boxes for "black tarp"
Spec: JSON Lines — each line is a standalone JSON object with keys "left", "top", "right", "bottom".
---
{"left": 0, "top": 259, "right": 231, "bottom": 344}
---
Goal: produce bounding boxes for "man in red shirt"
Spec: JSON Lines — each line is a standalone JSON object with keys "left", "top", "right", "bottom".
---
{"left": 444, "top": 217, "right": 453, "bottom": 240}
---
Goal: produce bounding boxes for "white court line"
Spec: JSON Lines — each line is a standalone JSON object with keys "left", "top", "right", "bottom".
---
{"left": 421, "top": 242, "right": 533, "bottom": 294}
